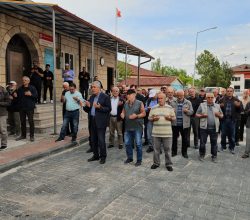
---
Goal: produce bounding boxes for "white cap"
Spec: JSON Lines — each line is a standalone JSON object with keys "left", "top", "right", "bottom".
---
{"left": 149, "top": 89, "right": 157, "bottom": 98}
{"left": 9, "top": 81, "right": 17, "bottom": 85}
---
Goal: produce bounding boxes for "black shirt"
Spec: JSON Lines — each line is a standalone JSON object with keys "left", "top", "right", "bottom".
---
{"left": 43, "top": 70, "right": 54, "bottom": 86}
{"left": 79, "top": 71, "right": 90, "bottom": 88}
{"left": 17, "top": 85, "right": 37, "bottom": 111}
{"left": 188, "top": 96, "right": 201, "bottom": 116}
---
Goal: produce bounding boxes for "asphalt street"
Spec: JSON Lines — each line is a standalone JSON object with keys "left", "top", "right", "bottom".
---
{"left": 0, "top": 139, "right": 250, "bottom": 220}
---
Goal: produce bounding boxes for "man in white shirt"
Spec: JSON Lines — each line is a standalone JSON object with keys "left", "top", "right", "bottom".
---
{"left": 108, "top": 87, "right": 124, "bottom": 149}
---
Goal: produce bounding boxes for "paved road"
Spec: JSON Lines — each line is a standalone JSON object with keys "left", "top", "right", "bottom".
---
{"left": 0, "top": 140, "right": 250, "bottom": 220}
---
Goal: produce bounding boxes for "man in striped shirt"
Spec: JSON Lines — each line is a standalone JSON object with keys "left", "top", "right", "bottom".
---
{"left": 149, "top": 93, "right": 176, "bottom": 171}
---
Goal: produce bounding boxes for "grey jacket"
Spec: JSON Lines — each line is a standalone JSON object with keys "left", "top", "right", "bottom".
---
{"left": 196, "top": 102, "right": 223, "bottom": 132}
{"left": 0, "top": 86, "right": 10, "bottom": 116}
{"left": 170, "top": 98, "right": 193, "bottom": 128}
{"left": 245, "top": 102, "right": 250, "bottom": 128}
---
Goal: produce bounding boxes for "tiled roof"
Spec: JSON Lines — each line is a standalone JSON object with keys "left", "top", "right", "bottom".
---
{"left": 232, "top": 64, "right": 250, "bottom": 72}
{"left": 118, "top": 76, "right": 178, "bottom": 86}
{"left": 128, "top": 64, "right": 164, "bottom": 77}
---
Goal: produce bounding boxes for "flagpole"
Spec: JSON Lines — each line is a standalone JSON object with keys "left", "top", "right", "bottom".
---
{"left": 115, "top": 8, "right": 118, "bottom": 36}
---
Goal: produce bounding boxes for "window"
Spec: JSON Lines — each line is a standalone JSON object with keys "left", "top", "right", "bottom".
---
{"left": 64, "top": 52, "right": 74, "bottom": 70}
{"left": 234, "top": 85, "right": 240, "bottom": 92}
{"left": 87, "top": 58, "right": 96, "bottom": 76}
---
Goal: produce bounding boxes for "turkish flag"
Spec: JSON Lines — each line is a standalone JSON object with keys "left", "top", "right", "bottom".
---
{"left": 116, "top": 8, "right": 121, "bottom": 17}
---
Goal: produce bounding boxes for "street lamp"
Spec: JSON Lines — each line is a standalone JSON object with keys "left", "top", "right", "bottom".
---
{"left": 193, "top": 26, "right": 217, "bottom": 86}
{"left": 222, "top": 53, "right": 234, "bottom": 61}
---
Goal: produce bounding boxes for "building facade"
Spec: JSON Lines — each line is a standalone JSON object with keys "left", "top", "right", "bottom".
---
{"left": 230, "top": 64, "right": 250, "bottom": 92}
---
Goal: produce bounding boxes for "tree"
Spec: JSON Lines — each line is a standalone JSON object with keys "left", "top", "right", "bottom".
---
{"left": 196, "top": 50, "right": 233, "bottom": 88}
{"left": 117, "top": 61, "right": 133, "bottom": 81}
{"left": 151, "top": 58, "right": 199, "bottom": 86}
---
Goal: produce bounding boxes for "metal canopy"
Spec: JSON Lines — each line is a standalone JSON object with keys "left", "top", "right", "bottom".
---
{"left": 0, "top": 1, "right": 154, "bottom": 59}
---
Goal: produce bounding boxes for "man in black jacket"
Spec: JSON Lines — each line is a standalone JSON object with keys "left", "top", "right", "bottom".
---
{"left": 78, "top": 67, "right": 90, "bottom": 100}
{"left": 43, "top": 64, "right": 54, "bottom": 103}
{"left": 30, "top": 61, "right": 43, "bottom": 104}
{"left": 84, "top": 81, "right": 111, "bottom": 164}
{"left": 108, "top": 86, "right": 125, "bottom": 149}
{"left": 219, "top": 87, "right": 242, "bottom": 154}
{"left": 16, "top": 76, "right": 38, "bottom": 142}
{"left": 187, "top": 88, "right": 201, "bottom": 149}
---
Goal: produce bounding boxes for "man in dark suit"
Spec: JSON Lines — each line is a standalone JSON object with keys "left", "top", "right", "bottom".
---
{"left": 84, "top": 81, "right": 111, "bottom": 164}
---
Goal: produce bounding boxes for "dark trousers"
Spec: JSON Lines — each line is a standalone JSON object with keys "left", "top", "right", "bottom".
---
{"left": 33, "top": 83, "right": 41, "bottom": 103}
{"left": 80, "top": 86, "right": 88, "bottom": 100}
{"left": 90, "top": 116, "right": 107, "bottom": 159}
{"left": 235, "top": 118, "right": 240, "bottom": 143}
{"left": 187, "top": 117, "right": 199, "bottom": 147}
{"left": 19, "top": 110, "right": 34, "bottom": 138}
{"left": 172, "top": 126, "right": 189, "bottom": 156}
{"left": 221, "top": 119, "right": 236, "bottom": 150}
{"left": 43, "top": 84, "right": 53, "bottom": 101}
{"left": 200, "top": 128, "right": 218, "bottom": 157}
{"left": 59, "top": 110, "right": 79, "bottom": 139}
{"left": 240, "top": 114, "right": 247, "bottom": 141}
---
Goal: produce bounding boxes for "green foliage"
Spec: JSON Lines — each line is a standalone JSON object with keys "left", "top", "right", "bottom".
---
{"left": 196, "top": 50, "right": 233, "bottom": 88}
{"left": 151, "top": 58, "right": 197, "bottom": 86}
{"left": 117, "top": 61, "right": 133, "bottom": 81}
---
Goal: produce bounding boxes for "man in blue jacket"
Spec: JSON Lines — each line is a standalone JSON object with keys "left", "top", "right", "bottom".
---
{"left": 84, "top": 81, "right": 111, "bottom": 164}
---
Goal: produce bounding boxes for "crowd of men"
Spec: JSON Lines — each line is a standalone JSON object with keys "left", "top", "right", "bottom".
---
{"left": 1, "top": 64, "right": 250, "bottom": 171}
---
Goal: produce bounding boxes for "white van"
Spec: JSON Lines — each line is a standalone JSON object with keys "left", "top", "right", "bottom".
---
{"left": 205, "top": 87, "right": 224, "bottom": 94}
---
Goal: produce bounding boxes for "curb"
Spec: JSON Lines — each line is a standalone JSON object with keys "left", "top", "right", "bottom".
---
{"left": 0, "top": 136, "right": 89, "bottom": 174}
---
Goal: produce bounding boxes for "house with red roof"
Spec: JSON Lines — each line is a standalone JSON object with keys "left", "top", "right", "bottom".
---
{"left": 118, "top": 63, "right": 183, "bottom": 90}
{"left": 230, "top": 64, "right": 250, "bottom": 92}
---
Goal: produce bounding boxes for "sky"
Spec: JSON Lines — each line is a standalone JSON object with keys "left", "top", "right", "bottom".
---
{"left": 38, "top": 0, "right": 250, "bottom": 75}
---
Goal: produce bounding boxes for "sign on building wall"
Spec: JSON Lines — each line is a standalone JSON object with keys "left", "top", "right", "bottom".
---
{"left": 44, "top": 48, "right": 54, "bottom": 73}
{"left": 39, "top": 33, "right": 53, "bottom": 48}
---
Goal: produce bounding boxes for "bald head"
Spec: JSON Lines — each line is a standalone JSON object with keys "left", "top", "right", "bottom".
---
{"left": 63, "top": 82, "right": 69, "bottom": 90}
{"left": 176, "top": 90, "right": 184, "bottom": 101}
{"left": 158, "top": 92, "right": 167, "bottom": 106}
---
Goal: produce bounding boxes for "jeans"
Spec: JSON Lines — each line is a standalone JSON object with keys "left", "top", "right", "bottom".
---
{"left": 221, "top": 119, "right": 236, "bottom": 150}
{"left": 200, "top": 128, "right": 218, "bottom": 157}
{"left": 245, "top": 128, "right": 250, "bottom": 155}
{"left": 20, "top": 110, "right": 34, "bottom": 137}
{"left": 172, "top": 126, "right": 189, "bottom": 156}
{"left": 59, "top": 110, "right": 79, "bottom": 139}
{"left": 124, "top": 130, "right": 143, "bottom": 162}
{"left": 147, "top": 120, "right": 153, "bottom": 147}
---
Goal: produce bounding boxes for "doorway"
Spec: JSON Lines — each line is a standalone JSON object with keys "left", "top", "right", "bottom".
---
{"left": 107, "top": 67, "right": 114, "bottom": 91}
{"left": 6, "top": 34, "right": 31, "bottom": 86}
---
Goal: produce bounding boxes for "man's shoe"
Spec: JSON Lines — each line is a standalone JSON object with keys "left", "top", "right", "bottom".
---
{"left": 242, "top": 154, "right": 249, "bottom": 159}
{"left": 229, "top": 149, "right": 235, "bottom": 154}
{"left": 142, "top": 142, "right": 148, "bottom": 146}
{"left": 43, "top": 101, "right": 47, "bottom": 104}
{"left": 30, "top": 137, "right": 35, "bottom": 142}
{"left": 88, "top": 156, "right": 99, "bottom": 162}
{"left": 135, "top": 161, "right": 142, "bottom": 167}
{"left": 172, "top": 153, "right": 177, "bottom": 157}
{"left": 124, "top": 158, "right": 133, "bottom": 164}
{"left": 211, "top": 157, "right": 217, "bottom": 163}
{"left": 146, "top": 147, "right": 154, "bottom": 153}
{"left": 118, "top": 144, "right": 123, "bottom": 149}
{"left": 151, "top": 164, "right": 159, "bottom": 169}
{"left": 50, "top": 100, "right": 53, "bottom": 104}
{"left": 194, "top": 145, "right": 199, "bottom": 149}
{"left": 236, "top": 142, "right": 239, "bottom": 146}
{"left": 15, "top": 136, "right": 26, "bottom": 141}
{"left": 182, "top": 154, "right": 189, "bottom": 159}
{"left": 0, "top": 146, "right": 7, "bottom": 150}
{"left": 8, "top": 132, "right": 15, "bottom": 136}
{"left": 199, "top": 155, "right": 205, "bottom": 161}
{"left": 166, "top": 166, "right": 173, "bottom": 172}
{"left": 86, "top": 148, "right": 93, "bottom": 153}
{"left": 100, "top": 158, "right": 106, "bottom": 164}
{"left": 108, "top": 145, "right": 114, "bottom": 148}
{"left": 71, "top": 137, "right": 77, "bottom": 143}
{"left": 55, "top": 138, "right": 64, "bottom": 142}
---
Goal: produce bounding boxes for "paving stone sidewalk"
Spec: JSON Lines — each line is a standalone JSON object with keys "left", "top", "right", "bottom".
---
{"left": 0, "top": 119, "right": 89, "bottom": 173}
{"left": 0, "top": 137, "right": 249, "bottom": 220}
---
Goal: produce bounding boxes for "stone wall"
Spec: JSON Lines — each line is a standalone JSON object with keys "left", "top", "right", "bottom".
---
{"left": 0, "top": 13, "right": 116, "bottom": 98}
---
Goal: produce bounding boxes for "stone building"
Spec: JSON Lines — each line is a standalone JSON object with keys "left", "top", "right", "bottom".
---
{"left": 0, "top": 1, "right": 153, "bottom": 99}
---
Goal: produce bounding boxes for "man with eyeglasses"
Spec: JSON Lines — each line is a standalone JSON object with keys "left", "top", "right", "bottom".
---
{"left": 196, "top": 93, "right": 223, "bottom": 162}
{"left": 219, "top": 87, "right": 242, "bottom": 154}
